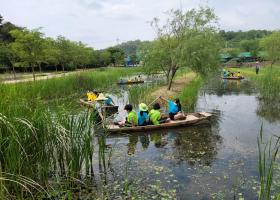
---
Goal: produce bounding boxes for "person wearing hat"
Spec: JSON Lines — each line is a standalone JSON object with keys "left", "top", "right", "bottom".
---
{"left": 104, "top": 94, "right": 115, "bottom": 106}
{"left": 138, "top": 103, "right": 149, "bottom": 126}
{"left": 95, "top": 93, "right": 108, "bottom": 101}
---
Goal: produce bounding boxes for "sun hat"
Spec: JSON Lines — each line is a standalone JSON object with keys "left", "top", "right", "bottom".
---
{"left": 95, "top": 93, "right": 108, "bottom": 101}
{"left": 139, "top": 103, "right": 148, "bottom": 112}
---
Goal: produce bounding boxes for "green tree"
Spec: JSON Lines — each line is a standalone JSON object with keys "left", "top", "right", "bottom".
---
{"left": 72, "top": 42, "right": 94, "bottom": 70}
{"left": 56, "top": 36, "right": 75, "bottom": 71}
{"left": 260, "top": 31, "right": 280, "bottom": 67}
{"left": 0, "top": 14, "right": 3, "bottom": 25}
{"left": 130, "top": 54, "right": 138, "bottom": 66}
{"left": 107, "top": 47, "right": 125, "bottom": 67}
{"left": 0, "top": 15, "right": 21, "bottom": 42}
{"left": 98, "top": 50, "right": 111, "bottom": 67}
{"left": 239, "top": 39, "right": 259, "bottom": 55}
{"left": 144, "top": 7, "right": 222, "bottom": 90}
{"left": 10, "top": 28, "right": 44, "bottom": 81}
{"left": 43, "top": 37, "right": 60, "bottom": 71}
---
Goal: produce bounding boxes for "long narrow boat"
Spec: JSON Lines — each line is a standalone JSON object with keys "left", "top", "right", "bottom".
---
{"left": 105, "top": 112, "right": 212, "bottom": 133}
{"left": 222, "top": 76, "right": 244, "bottom": 80}
{"left": 79, "top": 99, "right": 119, "bottom": 115}
{"left": 116, "top": 80, "right": 144, "bottom": 85}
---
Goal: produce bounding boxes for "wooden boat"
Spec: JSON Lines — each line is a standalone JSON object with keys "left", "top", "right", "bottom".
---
{"left": 116, "top": 80, "right": 144, "bottom": 85}
{"left": 105, "top": 112, "right": 212, "bottom": 133}
{"left": 79, "top": 99, "right": 119, "bottom": 115}
{"left": 222, "top": 76, "right": 244, "bottom": 80}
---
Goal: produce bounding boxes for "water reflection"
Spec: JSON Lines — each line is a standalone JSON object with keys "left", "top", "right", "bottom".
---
{"left": 172, "top": 125, "right": 222, "bottom": 166}
{"left": 120, "top": 115, "right": 221, "bottom": 167}
{"left": 257, "top": 99, "right": 280, "bottom": 123}
{"left": 203, "top": 76, "right": 255, "bottom": 96}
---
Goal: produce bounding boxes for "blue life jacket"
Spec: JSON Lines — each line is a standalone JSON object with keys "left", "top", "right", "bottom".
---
{"left": 138, "top": 111, "right": 149, "bottom": 126}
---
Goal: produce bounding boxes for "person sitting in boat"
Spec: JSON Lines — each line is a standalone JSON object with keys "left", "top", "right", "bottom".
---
{"left": 149, "top": 103, "right": 167, "bottom": 125}
{"left": 138, "top": 103, "right": 149, "bottom": 126}
{"left": 94, "top": 93, "right": 108, "bottom": 121}
{"left": 118, "top": 104, "right": 138, "bottom": 127}
{"left": 223, "top": 69, "right": 228, "bottom": 78}
{"left": 104, "top": 94, "right": 115, "bottom": 106}
{"left": 160, "top": 96, "right": 186, "bottom": 120}
{"left": 86, "top": 90, "right": 99, "bottom": 102}
{"left": 119, "top": 79, "right": 124, "bottom": 84}
{"left": 237, "top": 72, "right": 241, "bottom": 78}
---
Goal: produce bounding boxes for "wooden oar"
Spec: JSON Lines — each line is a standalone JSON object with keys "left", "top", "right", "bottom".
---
{"left": 147, "top": 96, "right": 161, "bottom": 107}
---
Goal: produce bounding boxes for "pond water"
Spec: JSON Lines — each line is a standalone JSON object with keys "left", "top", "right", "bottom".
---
{"left": 94, "top": 76, "right": 280, "bottom": 199}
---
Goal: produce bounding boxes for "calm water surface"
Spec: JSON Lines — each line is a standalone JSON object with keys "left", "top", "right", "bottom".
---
{"left": 98, "top": 77, "right": 280, "bottom": 199}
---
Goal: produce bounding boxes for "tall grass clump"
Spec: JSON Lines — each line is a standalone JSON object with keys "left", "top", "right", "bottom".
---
{"left": 257, "top": 125, "right": 280, "bottom": 200}
{"left": 180, "top": 75, "right": 203, "bottom": 111}
{"left": 0, "top": 103, "right": 98, "bottom": 198}
{"left": 128, "top": 84, "right": 161, "bottom": 107}
{"left": 256, "top": 67, "right": 280, "bottom": 101}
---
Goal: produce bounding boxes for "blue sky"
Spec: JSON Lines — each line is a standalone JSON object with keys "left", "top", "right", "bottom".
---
{"left": 1, "top": 0, "right": 279, "bottom": 49}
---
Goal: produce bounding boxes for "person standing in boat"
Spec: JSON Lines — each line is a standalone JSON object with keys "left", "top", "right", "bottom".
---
{"left": 138, "top": 103, "right": 149, "bottom": 126}
{"left": 160, "top": 96, "right": 186, "bottom": 120}
{"left": 118, "top": 104, "right": 138, "bottom": 127}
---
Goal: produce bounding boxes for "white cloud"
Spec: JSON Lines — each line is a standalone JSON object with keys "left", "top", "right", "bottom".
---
{"left": 0, "top": 0, "right": 279, "bottom": 49}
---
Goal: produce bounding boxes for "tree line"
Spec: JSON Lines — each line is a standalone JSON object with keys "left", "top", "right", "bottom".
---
{"left": 0, "top": 15, "right": 125, "bottom": 80}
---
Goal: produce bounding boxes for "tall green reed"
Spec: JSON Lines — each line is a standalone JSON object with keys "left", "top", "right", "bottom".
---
{"left": 180, "top": 75, "right": 203, "bottom": 112}
{"left": 258, "top": 125, "right": 280, "bottom": 200}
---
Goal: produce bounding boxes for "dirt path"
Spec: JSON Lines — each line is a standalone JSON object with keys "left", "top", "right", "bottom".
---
{"left": 151, "top": 72, "right": 196, "bottom": 99}
{"left": 2, "top": 69, "right": 94, "bottom": 84}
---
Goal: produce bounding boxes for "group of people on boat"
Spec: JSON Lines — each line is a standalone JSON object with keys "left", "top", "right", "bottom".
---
{"left": 86, "top": 91, "right": 115, "bottom": 106}
{"left": 117, "top": 96, "right": 186, "bottom": 127}
{"left": 119, "top": 75, "right": 142, "bottom": 84}
{"left": 223, "top": 69, "right": 242, "bottom": 78}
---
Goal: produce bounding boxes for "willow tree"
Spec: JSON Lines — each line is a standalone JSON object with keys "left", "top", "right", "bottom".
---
{"left": 144, "top": 6, "right": 222, "bottom": 90}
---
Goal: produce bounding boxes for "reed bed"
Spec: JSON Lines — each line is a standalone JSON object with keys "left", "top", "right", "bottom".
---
{"left": 229, "top": 65, "right": 280, "bottom": 101}
{"left": 0, "top": 67, "right": 143, "bottom": 102}
{"left": 0, "top": 67, "right": 144, "bottom": 198}
{"left": 180, "top": 75, "right": 203, "bottom": 112}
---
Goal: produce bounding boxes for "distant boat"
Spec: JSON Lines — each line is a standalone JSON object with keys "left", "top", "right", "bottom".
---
{"left": 222, "top": 76, "right": 244, "bottom": 80}
{"left": 104, "top": 112, "right": 212, "bottom": 133}
{"left": 116, "top": 80, "right": 144, "bottom": 85}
